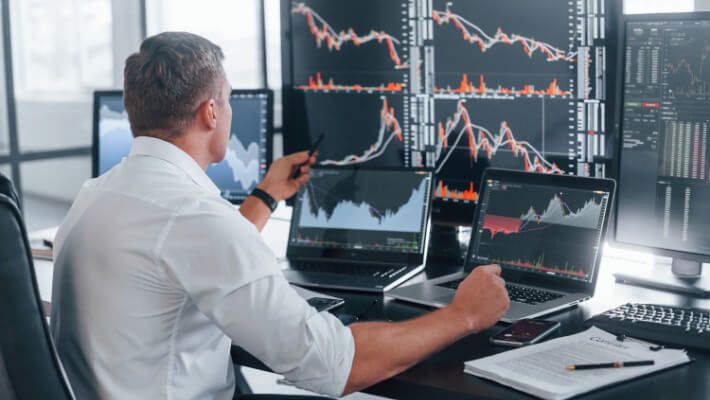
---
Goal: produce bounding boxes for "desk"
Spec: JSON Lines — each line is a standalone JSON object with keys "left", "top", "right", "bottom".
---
{"left": 33, "top": 211, "right": 710, "bottom": 399}
{"left": 236, "top": 213, "right": 710, "bottom": 400}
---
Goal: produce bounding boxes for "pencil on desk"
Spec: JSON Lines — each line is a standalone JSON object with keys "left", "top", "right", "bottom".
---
{"left": 566, "top": 360, "right": 655, "bottom": 371}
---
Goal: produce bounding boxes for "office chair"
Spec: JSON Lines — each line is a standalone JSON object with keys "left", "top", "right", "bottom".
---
{"left": 0, "top": 172, "right": 21, "bottom": 211}
{"left": 0, "top": 194, "right": 75, "bottom": 399}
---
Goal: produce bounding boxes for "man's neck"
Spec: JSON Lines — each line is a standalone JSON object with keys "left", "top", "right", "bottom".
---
{"left": 137, "top": 131, "right": 212, "bottom": 171}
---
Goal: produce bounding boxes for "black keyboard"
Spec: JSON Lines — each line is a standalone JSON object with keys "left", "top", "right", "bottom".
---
{"left": 588, "top": 303, "right": 710, "bottom": 351}
{"left": 292, "top": 261, "right": 408, "bottom": 279}
{"left": 438, "top": 280, "right": 563, "bottom": 305}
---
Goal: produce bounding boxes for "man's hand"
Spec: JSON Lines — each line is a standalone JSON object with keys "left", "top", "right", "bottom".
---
{"left": 258, "top": 151, "right": 317, "bottom": 202}
{"left": 447, "top": 264, "right": 510, "bottom": 333}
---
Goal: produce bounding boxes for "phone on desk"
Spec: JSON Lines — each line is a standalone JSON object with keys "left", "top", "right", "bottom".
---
{"left": 306, "top": 297, "right": 345, "bottom": 312}
{"left": 490, "top": 319, "right": 560, "bottom": 347}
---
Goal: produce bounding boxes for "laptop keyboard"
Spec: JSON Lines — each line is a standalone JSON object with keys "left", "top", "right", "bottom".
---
{"left": 438, "top": 279, "right": 563, "bottom": 305}
{"left": 292, "top": 261, "right": 409, "bottom": 279}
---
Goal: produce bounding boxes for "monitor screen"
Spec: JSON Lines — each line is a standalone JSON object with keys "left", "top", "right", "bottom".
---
{"left": 470, "top": 178, "right": 612, "bottom": 283}
{"left": 93, "top": 90, "right": 272, "bottom": 203}
{"left": 289, "top": 168, "right": 433, "bottom": 254}
{"left": 616, "top": 16, "right": 710, "bottom": 257}
{"left": 282, "top": 0, "right": 618, "bottom": 224}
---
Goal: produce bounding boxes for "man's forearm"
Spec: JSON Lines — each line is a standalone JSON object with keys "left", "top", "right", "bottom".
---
{"left": 343, "top": 306, "right": 474, "bottom": 395}
{"left": 238, "top": 195, "right": 271, "bottom": 231}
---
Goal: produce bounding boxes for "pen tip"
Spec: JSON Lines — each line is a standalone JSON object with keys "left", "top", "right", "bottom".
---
{"left": 565, "top": 366, "right": 575, "bottom": 371}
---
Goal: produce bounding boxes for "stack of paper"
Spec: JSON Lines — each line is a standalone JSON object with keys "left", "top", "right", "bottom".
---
{"left": 464, "top": 327, "right": 690, "bottom": 400}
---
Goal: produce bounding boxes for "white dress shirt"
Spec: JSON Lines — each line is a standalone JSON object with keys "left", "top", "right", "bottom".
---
{"left": 50, "top": 137, "right": 354, "bottom": 399}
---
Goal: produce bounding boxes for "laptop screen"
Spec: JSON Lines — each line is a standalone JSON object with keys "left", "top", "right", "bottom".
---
{"left": 469, "top": 176, "right": 612, "bottom": 283}
{"left": 289, "top": 168, "right": 433, "bottom": 255}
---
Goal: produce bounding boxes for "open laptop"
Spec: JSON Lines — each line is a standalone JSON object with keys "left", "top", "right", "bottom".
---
{"left": 387, "top": 169, "right": 615, "bottom": 322}
{"left": 282, "top": 166, "right": 434, "bottom": 292}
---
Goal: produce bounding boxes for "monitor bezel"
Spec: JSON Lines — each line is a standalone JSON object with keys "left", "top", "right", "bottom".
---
{"left": 92, "top": 90, "right": 123, "bottom": 179}
{"left": 464, "top": 168, "right": 616, "bottom": 295}
{"left": 91, "top": 89, "right": 274, "bottom": 204}
{"left": 286, "top": 165, "right": 435, "bottom": 265}
{"left": 610, "top": 12, "right": 710, "bottom": 263}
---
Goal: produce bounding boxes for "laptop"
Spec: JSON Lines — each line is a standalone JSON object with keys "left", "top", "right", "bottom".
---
{"left": 282, "top": 166, "right": 434, "bottom": 292}
{"left": 387, "top": 169, "right": 615, "bottom": 322}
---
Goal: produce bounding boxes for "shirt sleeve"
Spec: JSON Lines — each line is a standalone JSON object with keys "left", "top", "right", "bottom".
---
{"left": 158, "top": 203, "right": 355, "bottom": 397}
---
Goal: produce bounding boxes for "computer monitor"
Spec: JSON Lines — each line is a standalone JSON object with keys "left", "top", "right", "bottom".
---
{"left": 613, "top": 13, "right": 710, "bottom": 296}
{"left": 281, "top": 0, "right": 621, "bottom": 226}
{"left": 92, "top": 89, "right": 273, "bottom": 203}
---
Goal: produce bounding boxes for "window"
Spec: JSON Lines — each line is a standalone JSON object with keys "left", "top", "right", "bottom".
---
{"left": 2, "top": 0, "right": 142, "bottom": 215}
{"left": 145, "top": 0, "right": 264, "bottom": 89}
{"left": 10, "top": 0, "right": 114, "bottom": 100}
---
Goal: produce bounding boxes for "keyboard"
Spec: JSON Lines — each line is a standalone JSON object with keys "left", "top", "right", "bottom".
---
{"left": 292, "top": 261, "right": 408, "bottom": 279}
{"left": 587, "top": 303, "right": 710, "bottom": 351}
{"left": 438, "top": 280, "right": 563, "bottom": 305}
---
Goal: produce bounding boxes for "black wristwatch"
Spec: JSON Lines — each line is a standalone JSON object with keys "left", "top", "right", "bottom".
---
{"left": 250, "top": 187, "right": 278, "bottom": 212}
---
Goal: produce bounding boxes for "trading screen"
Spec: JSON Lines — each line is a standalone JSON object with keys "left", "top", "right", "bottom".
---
{"left": 470, "top": 179, "right": 610, "bottom": 282}
{"left": 616, "top": 18, "right": 710, "bottom": 255}
{"left": 290, "top": 168, "right": 433, "bottom": 253}
{"left": 284, "top": 0, "right": 612, "bottom": 211}
{"left": 96, "top": 92, "right": 270, "bottom": 203}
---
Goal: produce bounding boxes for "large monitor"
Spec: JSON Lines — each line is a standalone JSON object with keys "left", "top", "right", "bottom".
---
{"left": 281, "top": 0, "right": 620, "bottom": 225}
{"left": 614, "top": 13, "right": 710, "bottom": 295}
{"left": 92, "top": 89, "right": 273, "bottom": 203}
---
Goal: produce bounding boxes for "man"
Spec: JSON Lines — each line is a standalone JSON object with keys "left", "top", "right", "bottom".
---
{"left": 51, "top": 32, "right": 509, "bottom": 399}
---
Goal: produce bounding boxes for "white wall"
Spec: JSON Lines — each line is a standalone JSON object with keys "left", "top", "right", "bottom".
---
{"left": 698, "top": 0, "right": 710, "bottom": 10}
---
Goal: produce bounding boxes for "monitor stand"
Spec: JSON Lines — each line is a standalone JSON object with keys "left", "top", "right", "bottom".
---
{"left": 614, "top": 258, "right": 710, "bottom": 298}
{"left": 426, "top": 224, "right": 470, "bottom": 266}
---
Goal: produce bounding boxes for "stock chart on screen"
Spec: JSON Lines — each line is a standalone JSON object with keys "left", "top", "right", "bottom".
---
{"left": 284, "top": 0, "right": 615, "bottom": 220}
{"left": 290, "top": 168, "right": 432, "bottom": 253}
{"left": 95, "top": 91, "right": 270, "bottom": 203}
{"left": 616, "top": 17, "right": 710, "bottom": 255}
{"left": 470, "top": 180, "right": 610, "bottom": 282}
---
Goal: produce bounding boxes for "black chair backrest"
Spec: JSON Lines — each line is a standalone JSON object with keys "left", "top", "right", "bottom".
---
{"left": 0, "top": 195, "right": 74, "bottom": 399}
{"left": 0, "top": 172, "right": 21, "bottom": 212}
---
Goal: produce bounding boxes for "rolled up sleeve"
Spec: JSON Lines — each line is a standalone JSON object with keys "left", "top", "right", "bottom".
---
{"left": 226, "top": 276, "right": 355, "bottom": 397}
{"left": 161, "top": 209, "right": 354, "bottom": 397}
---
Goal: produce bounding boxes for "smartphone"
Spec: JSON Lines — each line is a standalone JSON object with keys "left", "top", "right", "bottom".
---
{"left": 306, "top": 297, "right": 345, "bottom": 312}
{"left": 490, "top": 319, "right": 560, "bottom": 347}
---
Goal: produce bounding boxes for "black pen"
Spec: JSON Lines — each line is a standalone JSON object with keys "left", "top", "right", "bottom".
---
{"left": 566, "top": 360, "right": 655, "bottom": 371}
{"left": 291, "top": 132, "right": 324, "bottom": 180}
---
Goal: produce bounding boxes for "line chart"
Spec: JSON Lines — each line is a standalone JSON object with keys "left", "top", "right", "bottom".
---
{"left": 432, "top": 5, "right": 576, "bottom": 63}
{"left": 292, "top": 2, "right": 408, "bottom": 69}
{"left": 434, "top": 100, "right": 563, "bottom": 175}
{"left": 320, "top": 96, "right": 404, "bottom": 166}
{"left": 521, "top": 194, "right": 603, "bottom": 230}
{"left": 435, "top": 73, "right": 572, "bottom": 98}
{"left": 296, "top": 72, "right": 405, "bottom": 93}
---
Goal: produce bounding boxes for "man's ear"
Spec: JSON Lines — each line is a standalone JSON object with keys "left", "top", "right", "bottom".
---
{"left": 196, "top": 99, "right": 218, "bottom": 130}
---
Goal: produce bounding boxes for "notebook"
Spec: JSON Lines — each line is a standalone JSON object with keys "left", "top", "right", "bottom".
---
{"left": 464, "top": 326, "right": 690, "bottom": 400}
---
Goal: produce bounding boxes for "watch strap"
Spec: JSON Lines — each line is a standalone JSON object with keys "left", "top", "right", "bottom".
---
{"left": 250, "top": 188, "right": 278, "bottom": 212}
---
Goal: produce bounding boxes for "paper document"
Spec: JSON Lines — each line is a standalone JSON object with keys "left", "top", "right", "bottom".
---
{"left": 464, "top": 327, "right": 690, "bottom": 400}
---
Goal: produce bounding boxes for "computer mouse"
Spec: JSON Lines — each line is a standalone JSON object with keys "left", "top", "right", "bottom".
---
{"left": 336, "top": 313, "right": 358, "bottom": 325}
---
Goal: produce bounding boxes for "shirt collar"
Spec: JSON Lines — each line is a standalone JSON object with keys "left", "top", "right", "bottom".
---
{"left": 129, "top": 136, "right": 221, "bottom": 196}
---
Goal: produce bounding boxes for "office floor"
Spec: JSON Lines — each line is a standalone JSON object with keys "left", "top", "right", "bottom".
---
{"left": 25, "top": 195, "right": 390, "bottom": 399}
